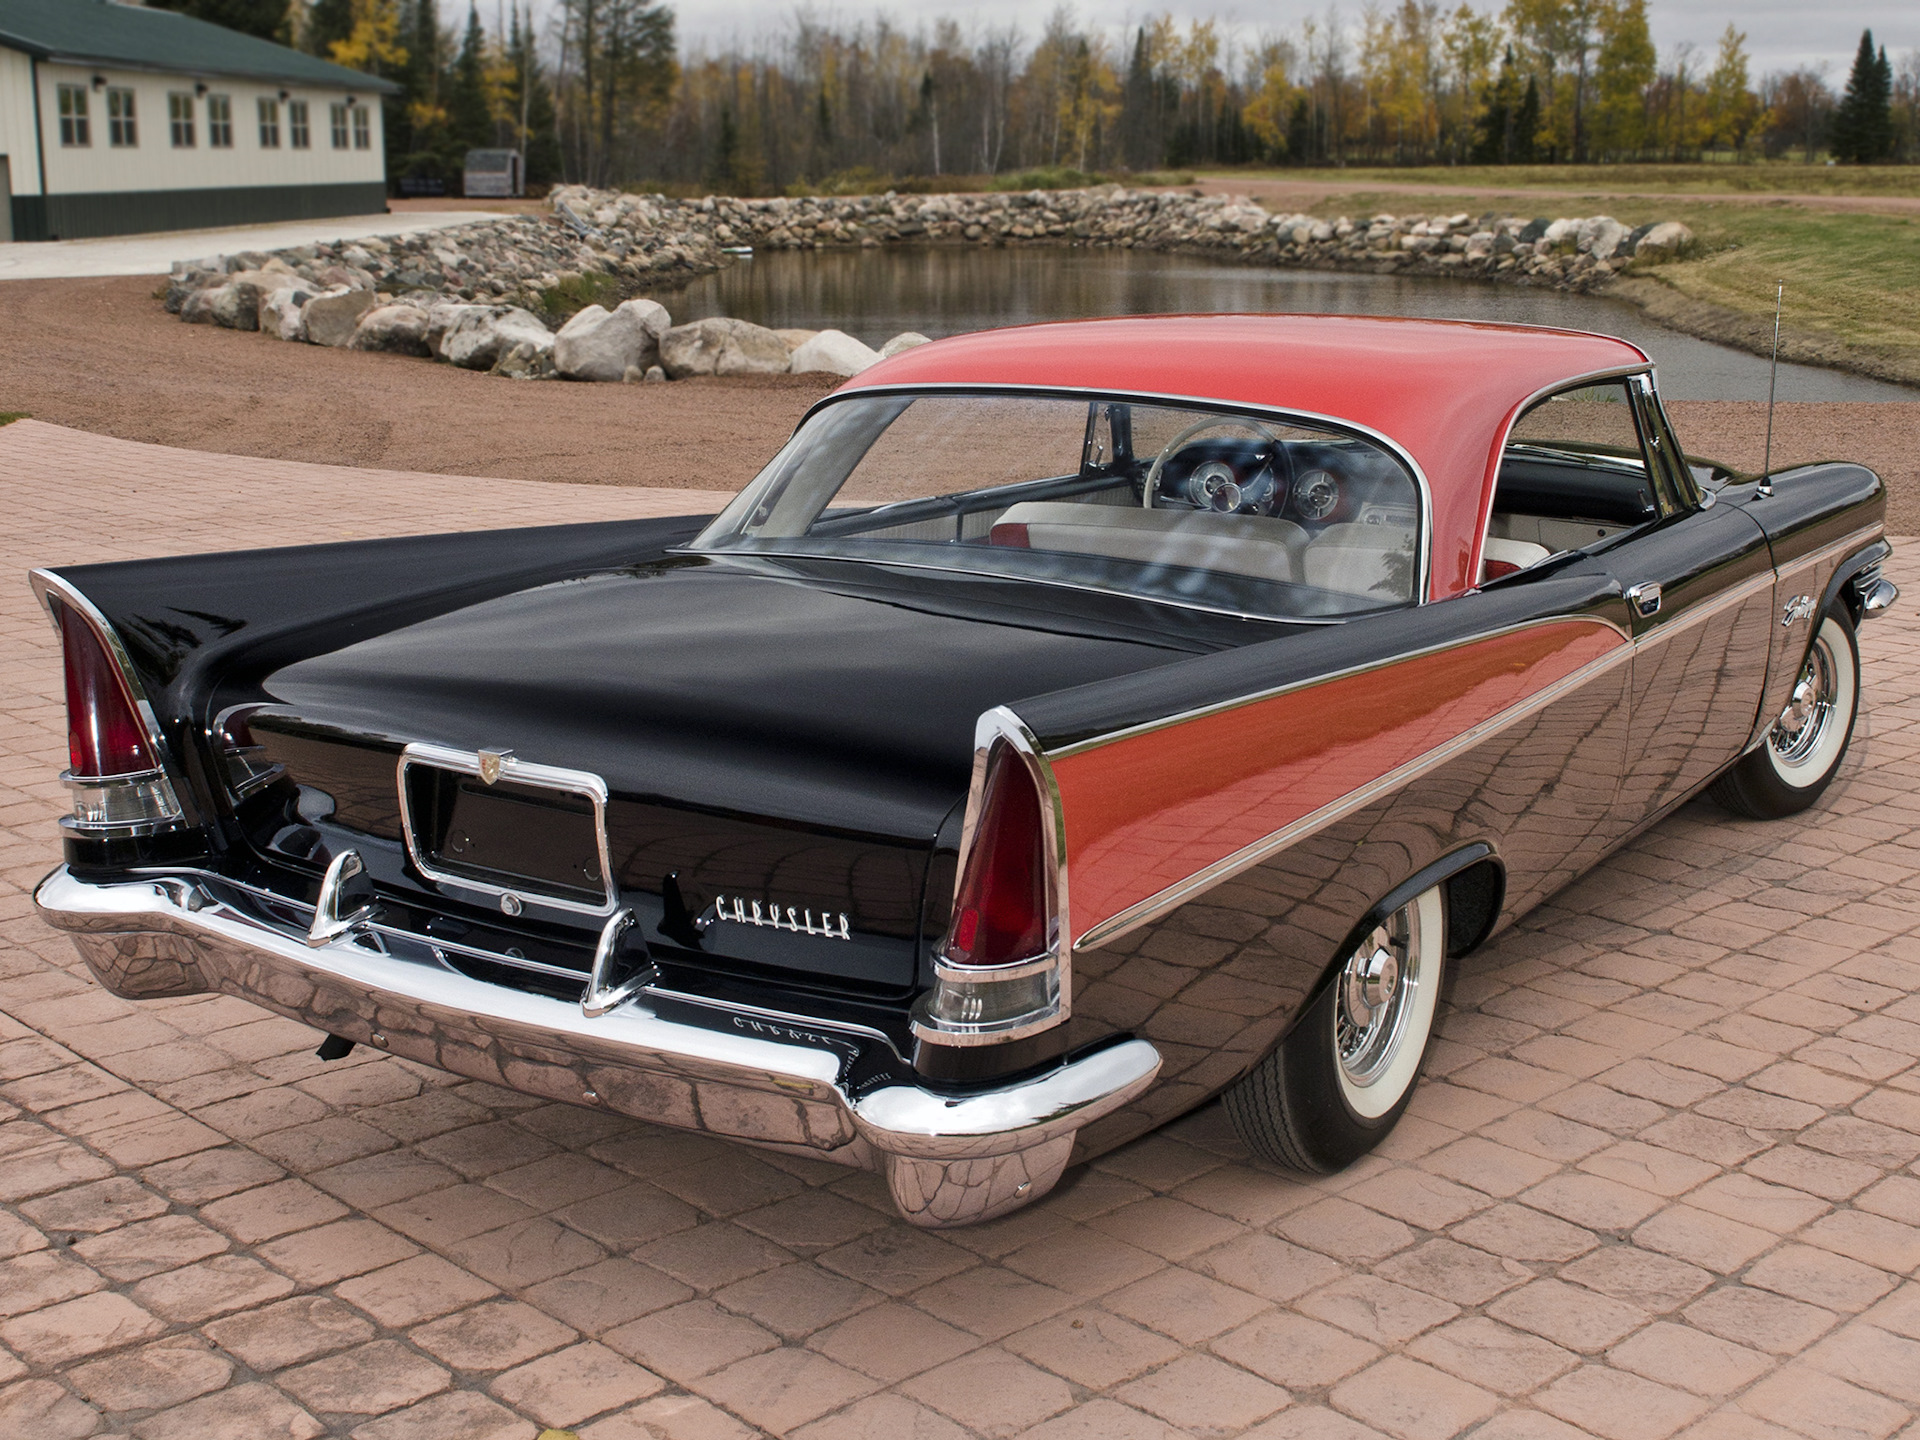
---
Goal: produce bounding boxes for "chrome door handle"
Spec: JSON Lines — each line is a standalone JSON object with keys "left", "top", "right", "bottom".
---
{"left": 1627, "top": 582, "right": 1662, "bottom": 618}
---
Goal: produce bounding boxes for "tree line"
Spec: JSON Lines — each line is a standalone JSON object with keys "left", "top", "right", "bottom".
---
{"left": 150, "top": 0, "right": 1920, "bottom": 192}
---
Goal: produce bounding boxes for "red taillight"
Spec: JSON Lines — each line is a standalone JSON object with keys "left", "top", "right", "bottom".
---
{"left": 943, "top": 745, "right": 1048, "bottom": 967}
{"left": 63, "top": 610, "right": 154, "bottom": 778}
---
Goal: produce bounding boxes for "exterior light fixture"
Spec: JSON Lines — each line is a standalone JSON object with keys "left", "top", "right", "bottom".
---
{"left": 194, "top": 81, "right": 207, "bottom": 97}
{"left": 92, "top": 74, "right": 106, "bottom": 90}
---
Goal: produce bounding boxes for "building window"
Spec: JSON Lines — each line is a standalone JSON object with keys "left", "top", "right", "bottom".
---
{"left": 257, "top": 97, "right": 280, "bottom": 148}
{"left": 107, "top": 88, "right": 137, "bottom": 147}
{"left": 288, "top": 98, "right": 310, "bottom": 149}
{"left": 57, "top": 84, "right": 89, "bottom": 146}
{"left": 351, "top": 104, "right": 371, "bottom": 150}
{"left": 168, "top": 92, "right": 195, "bottom": 147}
{"left": 208, "top": 94, "right": 232, "bottom": 147}
{"left": 329, "top": 102, "right": 349, "bottom": 149}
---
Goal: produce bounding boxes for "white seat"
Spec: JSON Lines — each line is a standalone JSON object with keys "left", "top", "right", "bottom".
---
{"left": 1481, "top": 535, "right": 1552, "bottom": 580}
{"left": 1301, "top": 522, "right": 1416, "bottom": 599}
{"left": 991, "top": 502, "right": 1307, "bottom": 584}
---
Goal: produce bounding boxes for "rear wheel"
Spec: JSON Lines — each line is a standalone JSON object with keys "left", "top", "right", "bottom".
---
{"left": 1709, "top": 606, "right": 1859, "bottom": 820}
{"left": 1224, "top": 884, "right": 1445, "bottom": 1173}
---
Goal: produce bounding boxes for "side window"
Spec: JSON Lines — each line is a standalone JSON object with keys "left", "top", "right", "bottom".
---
{"left": 169, "top": 93, "right": 195, "bottom": 148}
{"left": 257, "top": 98, "right": 280, "bottom": 148}
{"left": 57, "top": 85, "right": 89, "bottom": 147}
{"left": 330, "top": 103, "right": 350, "bottom": 149}
{"left": 289, "top": 99, "right": 311, "bottom": 149}
{"left": 208, "top": 95, "right": 233, "bottom": 148}
{"left": 1485, "top": 381, "right": 1660, "bottom": 581}
{"left": 107, "top": 89, "right": 136, "bottom": 147}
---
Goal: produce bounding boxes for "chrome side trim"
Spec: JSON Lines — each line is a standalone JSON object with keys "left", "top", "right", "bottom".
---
{"left": 1049, "top": 613, "right": 1630, "bottom": 762}
{"left": 1072, "top": 631, "right": 1637, "bottom": 953}
{"left": 1629, "top": 569, "right": 1776, "bottom": 651}
{"left": 35, "top": 863, "right": 1159, "bottom": 1229}
{"left": 781, "top": 382, "right": 1436, "bottom": 606}
{"left": 1775, "top": 525, "right": 1885, "bottom": 581}
{"left": 912, "top": 706, "right": 1075, "bottom": 1047}
{"left": 396, "top": 742, "right": 619, "bottom": 919}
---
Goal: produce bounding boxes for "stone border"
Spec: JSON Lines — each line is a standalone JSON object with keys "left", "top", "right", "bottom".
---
{"left": 158, "top": 185, "right": 1695, "bottom": 385}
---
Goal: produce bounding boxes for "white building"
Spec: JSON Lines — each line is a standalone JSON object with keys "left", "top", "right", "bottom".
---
{"left": 0, "top": 0, "right": 400, "bottom": 241}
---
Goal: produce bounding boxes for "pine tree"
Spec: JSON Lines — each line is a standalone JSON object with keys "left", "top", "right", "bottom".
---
{"left": 1832, "top": 29, "right": 1893, "bottom": 162}
{"left": 447, "top": 4, "right": 493, "bottom": 157}
{"left": 504, "top": 5, "right": 561, "bottom": 189}
{"left": 150, "top": 0, "right": 288, "bottom": 41}
{"left": 303, "top": 0, "right": 355, "bottom": 56}
{"left": 1473, "top": 46, "right": 1524, "bottom": 162}
{"left": 1514, "top": 75, "right": 1540, "bottom": 163}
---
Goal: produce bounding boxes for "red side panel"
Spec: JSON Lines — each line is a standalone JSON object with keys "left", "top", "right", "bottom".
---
{"left": 1050, "top": 618, "right": 1625, "bottom": 939}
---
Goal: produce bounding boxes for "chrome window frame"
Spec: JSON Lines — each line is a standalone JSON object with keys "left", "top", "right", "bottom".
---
{"left": 395, "top": 743, "right": 620, "bottom": 919}
{"left": 702, "top": 383, "right": 1435, "bottom": 614}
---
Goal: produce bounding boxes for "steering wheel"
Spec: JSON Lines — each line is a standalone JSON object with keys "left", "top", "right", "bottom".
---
{"left": 1143, "top": 417, "right": 1285, "bottom": 512}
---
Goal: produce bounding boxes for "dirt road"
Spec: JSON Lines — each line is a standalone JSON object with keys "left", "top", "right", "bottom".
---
{"left": 1188, "top": 174, "right": 1920, "bottom": 219}
{"left": 1, "top": 275, "right": 1913, "bottom": 530}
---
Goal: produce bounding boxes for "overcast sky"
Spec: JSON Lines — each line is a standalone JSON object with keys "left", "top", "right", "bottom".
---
{"left": 672, "top": 1, "right": 1916, "bottom": 80}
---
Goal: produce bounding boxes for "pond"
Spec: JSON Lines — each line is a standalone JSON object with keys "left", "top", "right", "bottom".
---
{"left": 662, "top": 246, "right": 1915, "bottom": 404}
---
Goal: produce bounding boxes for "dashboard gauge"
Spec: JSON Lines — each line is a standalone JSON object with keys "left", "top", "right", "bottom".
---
{"left": 1291, "top": 468, "right": 1341, "bottom": 520}
{"left": 1186, "top": 460, "right": 1243, "bottom": 512}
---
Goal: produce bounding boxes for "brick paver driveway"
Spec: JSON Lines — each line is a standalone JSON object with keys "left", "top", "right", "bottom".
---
{"left": 3, "top": 420, "right": 1917, "bottom": 1440}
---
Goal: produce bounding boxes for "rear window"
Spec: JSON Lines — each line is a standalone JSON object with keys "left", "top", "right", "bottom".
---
{"left": 691, "top": 391, "right": 1425, "bottom": 620}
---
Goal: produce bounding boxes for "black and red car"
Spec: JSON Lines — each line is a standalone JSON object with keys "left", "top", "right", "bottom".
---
{"left": 35, "top": 315, "right": 1894, "bottom": 1226}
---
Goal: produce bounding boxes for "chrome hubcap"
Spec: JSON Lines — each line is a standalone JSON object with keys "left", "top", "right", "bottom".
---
{"left": 1772, "top": 638, "right": 1836, "bottom": 770}
{"left": 1336, "top": 910, "right": 1420, "bottom": 1087}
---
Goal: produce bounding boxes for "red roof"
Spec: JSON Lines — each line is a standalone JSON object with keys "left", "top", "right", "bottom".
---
{"left": 840, "top": 314, "right": 1651, "bottom": 599}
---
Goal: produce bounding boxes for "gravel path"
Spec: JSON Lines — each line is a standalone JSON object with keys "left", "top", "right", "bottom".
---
{"left": 0, "top": 275, "right": 1913, "bottom": 531}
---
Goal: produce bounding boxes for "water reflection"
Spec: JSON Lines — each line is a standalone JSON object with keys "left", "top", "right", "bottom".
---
{"left": 656, "top": 246, "right": 1914, "bottom": 404}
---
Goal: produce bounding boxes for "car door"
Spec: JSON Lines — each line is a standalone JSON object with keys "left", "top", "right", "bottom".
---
{"left": 1604, "top": 378, "right": 1775, "bottom": 821}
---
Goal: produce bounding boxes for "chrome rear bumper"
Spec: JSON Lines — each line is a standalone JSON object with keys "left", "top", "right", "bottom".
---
{"left": 34, "top": 865, "right": 1159, "bottom": 1227}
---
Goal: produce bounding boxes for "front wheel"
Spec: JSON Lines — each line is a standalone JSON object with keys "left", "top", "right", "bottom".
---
{"left": 1224, "top": 884, "right": 1446, "bottom": 1173}
{"left": 1709, "top": 605, "right": 1859, "bottom": 820}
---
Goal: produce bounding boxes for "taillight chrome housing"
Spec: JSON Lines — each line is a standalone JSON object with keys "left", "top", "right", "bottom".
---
{"left": 35, "top": 572, "right": 186, "bottom": 836}
{"left": 913, "top": 707, "right": 1070, "bottom": 1046}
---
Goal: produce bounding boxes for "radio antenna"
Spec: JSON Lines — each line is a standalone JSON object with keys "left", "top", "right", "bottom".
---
{"left": 1759, "top": 281, "right": 1783, "bottom": 497}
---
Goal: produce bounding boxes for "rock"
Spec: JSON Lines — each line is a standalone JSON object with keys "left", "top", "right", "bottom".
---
{"left": 425, "top": 302, "right": 490, "bottom": 358}
{"left": 349, "top": 304, "right": 432, "bottom": 356}
{"left": 178, "top": 287, "right": 222, "bottom": 324}
{"left": 302, "top": 287, "right": 376, "bottom": 347}
{"left": 1517, "top": 217, "right": 1551, "bottom": 244}
{"left": 261, "top": 286, "right": 315, "bottom": 341}
{"left": 492, "top": 340, "right": 556, "bottom": 379}
{"left": 553, "top": 298, "right": 671, "bottom": 381}
{"left": 774, "top": 328, "right": 821, "bottom": 352}
{"left": 164, "top": 269, "right": 221, "bottom": 313}
{"left": 1541, "top": 218, "right": 1578, "bottom": 246}
{"left": 643, "top": 365, "right": 667, "bottom": 383}
{"left": 788, "top": 328, "right": 882, "bottom": 377}
{"left": 1631, "top": 221, "right": 1694, "bottom": 262}
{"left": 880, "top": 332, "right": 931, "bottom": 358}
{"left": 659, "top": 317, "right": 790, "bottom": 378}
{"left": 209, "top": 282, "right": 260, "bottom": 331}
{"left": 440, "top": 305, "right": 554, "bottom": 370}
{"left": 1577, "top": 216, "right": 1629, "bottom": 259}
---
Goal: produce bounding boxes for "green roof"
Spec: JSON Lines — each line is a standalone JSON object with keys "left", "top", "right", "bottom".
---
{"left": 0, "top": 0, "right": 402, "bottom": 93}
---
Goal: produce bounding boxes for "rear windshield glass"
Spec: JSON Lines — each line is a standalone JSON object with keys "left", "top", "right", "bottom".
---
{"left": 690, "top": 392, "right": 1424, "bottom": 619}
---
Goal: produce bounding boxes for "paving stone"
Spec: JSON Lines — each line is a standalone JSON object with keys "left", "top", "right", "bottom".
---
{"left": 279, "top": 1339, "right": 451, "bottom": 1416}
{"left": 899, "top": 1345, "right": 1071, "bottom": 1438}
{"left": 203, "top": 1295, "right": 377, "bottom": 1371}
{"left": 333, "top": 1253, "right": 500, "bottom": 1327}
{"left": 488, "top": 1341, "right": 663, "bottom": 1427}
{"left": 68, "top": 1334, "right": 234, "bottom": 1413}
{"left": 409, "top": 1299, "right": 578, "bottom": 1372}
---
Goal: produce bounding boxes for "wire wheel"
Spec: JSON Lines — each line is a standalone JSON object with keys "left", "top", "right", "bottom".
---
{"left": 1769, "top": 627, "right": 1847, "bottom": 780}
{"left": 1334, "top": 887, "right": 1443, "bottom": 1121}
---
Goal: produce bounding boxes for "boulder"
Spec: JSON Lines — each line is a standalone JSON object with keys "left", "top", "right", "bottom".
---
{"left": 788, "top": 329, "right": 882, "bottom": 377}
{"left": 659, "top": 317, "right": 791, "bottom": 378}
{"left": 1541, "top": 218, "right": 1578, "bottom": 246}
{"left": 208, "top": 281, "right": 260, "bottom": 331}
{"left": 164, "top": 269, "right": 222, "bottom": 314}
{"left": 349, "top": 304, "right": 432, "bottom": 356}
{"left": 261, "top": 286, "right": 316, "bottom": 341}
{"left": 880, "top": 332, "right": 931, "bottom": 359}
{"left": 775, "top": 328, "right": 821, "bottom": 352}
{"left": 553, "top": 298, "right": 671, "bottom": 381}
{"left": 178, "top": 287, "right": 223, "bottom": 325}
{"left": 1631, "top": 221, "right": 1694, "bottom": 262}
{"left": 425, "top": 302, "right": 491, "bottom": 358}
{"left": 1577, "top": 215, "right": 1629, "bottom": 259}
{"left": 440, "top": 305, "right": 554, "bottom": 370}
{"left": 302, "top": 287, "right": 376, "bottom": 347}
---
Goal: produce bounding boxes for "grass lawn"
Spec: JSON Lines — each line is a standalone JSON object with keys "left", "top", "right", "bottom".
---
{"left": 1250, "top": 182, "right": 1920, "bottom": 384}
{"left": 1199, "top": 162, "right": 1920, "bottom": 199}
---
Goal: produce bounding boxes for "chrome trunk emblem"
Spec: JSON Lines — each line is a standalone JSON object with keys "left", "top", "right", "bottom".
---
{"left": 477, "top": 749, "right": 512, "bottom": 785}
{"left": 712, "top": 894, "right": 853, "bottom": 940}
